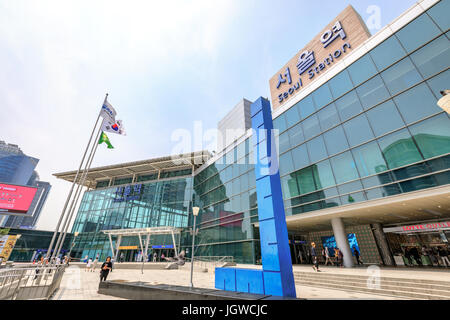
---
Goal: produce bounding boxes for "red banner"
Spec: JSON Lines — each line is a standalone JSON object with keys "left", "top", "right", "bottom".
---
{"left": 0, "top": 183, "right": 38, "bottom": 214}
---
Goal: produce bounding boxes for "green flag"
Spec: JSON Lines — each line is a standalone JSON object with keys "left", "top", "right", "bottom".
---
{"left": 98, "top": 131, "right": 114, "bottom": 149}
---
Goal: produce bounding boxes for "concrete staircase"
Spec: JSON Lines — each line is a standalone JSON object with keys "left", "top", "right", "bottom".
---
{"left": 294, "top": 271, "right": 450, "bottom": 300}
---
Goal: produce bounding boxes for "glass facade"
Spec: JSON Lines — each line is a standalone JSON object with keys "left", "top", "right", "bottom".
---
{"left": 271, "top": 2, "right": 450, "bottom": 221}
{"left": 60, "top": 1, "right": 449, "bottom": 265}
{"left": 70, "top": 173, "right": 193, "bottom": 261}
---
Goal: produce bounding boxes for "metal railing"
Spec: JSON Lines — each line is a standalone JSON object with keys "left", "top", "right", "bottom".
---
{"left": 186, "top": 256, "right": 235, "bottom": 270}
{"left": 0, "top": 265, "right": 66, "bottom": 300}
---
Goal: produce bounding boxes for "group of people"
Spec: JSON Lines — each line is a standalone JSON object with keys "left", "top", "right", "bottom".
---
{"left": 309, "top": 242, "right": 362, "bottom": 272}
{"left": 403, "top": 245, "right": 450, "bottom": 267}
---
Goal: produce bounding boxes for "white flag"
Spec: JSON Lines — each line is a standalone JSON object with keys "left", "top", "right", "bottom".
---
{"left": 101, "top": 118, "right": 126, "bottom": 135}
{"left": 100, "top": 100, "right": 117, "bottom": 123}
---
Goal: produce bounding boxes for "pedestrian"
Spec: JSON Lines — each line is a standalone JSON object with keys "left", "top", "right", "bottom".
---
{"left": 120, "top": 252, "right": 124, "bottom": 263}
{"left": 153, "top": 252, "right": 157, "bottom": 262}
{"left": 334, "top": 247, "right": 339, "bottom": 266}
{"left": 438, "top": 246, "right": 450, "bottom": 267}
{"left": 324, "top": 246, "right": 333, "bottom": 266}
{"left": 86, "top": 257, "right": 92, "bottom": 272}
{"left": 335, "top": 248, "right": 343, "bottom": 267}
{"left": 92, "top": 256, "right": 99, "bottom": 272}
{"left": 310, "top": 242, "right": 320, "bottom": 272}
{"left": 83, "top": 255, "right": 88, "bottom": 263}
{"left": 100, "top": 256, "right": 113, "bottom": 282}
{"left": 353, "top": 246, "right": 362, "bottom": 265}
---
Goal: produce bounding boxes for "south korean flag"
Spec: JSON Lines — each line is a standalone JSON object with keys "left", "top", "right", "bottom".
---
{"left": 101, "top": 118, "right": 126, "bottom": 136}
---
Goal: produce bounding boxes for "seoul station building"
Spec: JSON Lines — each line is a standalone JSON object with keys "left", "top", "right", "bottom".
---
{"left": 54, "top": 0, "right": 450, "bottom": 267}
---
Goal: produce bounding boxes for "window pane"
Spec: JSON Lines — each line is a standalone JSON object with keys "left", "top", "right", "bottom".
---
{"left": 427, "top": 0, "right": 450, "bottom": 31}
{"left": 393, "top": 83, "right": 440, "bottom": 125}
{"left": 307, "top": 135, "right": 327, "bottom": 163}
{"left": 273, "top": 114, "right": 287, "bottom": 133}
{"left": 335, "top": 90, "right": 363, "bottom": 121}
{"left": 298, "top": 95, "right": 316, "bottom": 119}
{"left": 381, "top": 57, "right": 423, "bottom": 96}
{"left": 378, "top": 128, "right": 423, "bottom": 169}
{"left": 366, "top": 100, "right": 405, "bottom": 137}
{"left": 395, "top": 13, "right": 441, "bottom": 53}
{"left": 313, "top": 159, "right": 336, "bottom": 189}
{"left": 409, "top": 113, "right": 450, "bottom": 159}
{"left": 279, "top": 151, "right": 294, "bottom": 176}
{"left": 426, "top": 69, "right": 450, "bottom": 99}
{"left": 356, "top": 75, "right": 390, "bottom": 110}
{"left": 370, "top": 35, "right": 406, "bottom": 71}
{"left": 285, "top": 104, "right": 301, "bottom": 128}
{"left": 352, "top": 141, "right": 388, "bottom": 177}
{"left": 343, "top": 114, "right": 375, "bottom": 147}
{"left": 411, "top": 35, "right": 450, "bottom": 78}
{"left": 347, "top": 54, "right": 378, "bottom": 86}
{"left": 281, "top": 174, "right": 300, "bottom": 199}
{"left": 323, "top": 126, "right": 349, "bottom": 156}
{"left": 312, "top": 84, "right": 333, "bottom": 110}
{"left": 317, "top": 102, "right": 340, "bottom": 131}
{"left": 302, "top": 114, "right": 320, "bottom": 139}
{"left": 292, "top": 144, "right": 310, "bottom": 170}
{"left": 288, "top": 123, "right": 305, "bottom": 147}
{"left": 329, "top": 151, "right": 359, "bottom": 184}
{"left": 328, "top": 69, "right": 353, "bottom": 99}
{"left": 278, "top": 131, "right": 291, "bottom": 154}
{"left": 296, "top": 167, "right": 316, "bottom": 195}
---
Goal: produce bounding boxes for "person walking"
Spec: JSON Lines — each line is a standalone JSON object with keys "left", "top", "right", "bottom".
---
{"left": 119, "top": 252, "right": 124, "bottom": 263}
{"left": 153, "top": 252, "right": 157, "bottom": 262}
{"left": 100, "top": 256, "right": 113, "bottom": 282}
{"left": 438, "top": 246, "right": 450, "bottom": 267}
{"left": 85, "top": 258, "right": 92, "bottom": 272}
{"left": 324, "top": 246, "right": 333, "bottom": 266}
{"left": 92, "top": 256, "right": 99, "bottom": 272}
{"left": 310, "top": 242, "right": 320, "bottom": 272}
{"left": 335, "top": 248, "right": 343, "bottom": 267}
{"left": 161, "top": 253, "right": 165, "bottom": 261}
{"left": 353, "top": 246, "right": 362, "bottom": 265}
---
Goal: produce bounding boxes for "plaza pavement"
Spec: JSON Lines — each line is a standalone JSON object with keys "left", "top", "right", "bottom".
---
{"left": 51, "top": 263, "right": 423, "bottom": 300}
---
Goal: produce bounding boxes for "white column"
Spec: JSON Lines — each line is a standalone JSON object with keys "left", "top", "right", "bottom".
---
{"left": 331, "top": 217, "right": 354, "bottom": 268}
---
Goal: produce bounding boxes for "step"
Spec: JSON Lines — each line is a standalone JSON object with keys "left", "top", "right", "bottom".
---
{"left": 293, "top": 273, "right": 450, "bottom": 292}
{"left": 294, "top": 277, "right": 450, "bottom": 298}
{"left": 297, "top": 280, "right": 449, "bottom": 300}
{"left": 293, "top": 271, "right": 450, "bottom": 286}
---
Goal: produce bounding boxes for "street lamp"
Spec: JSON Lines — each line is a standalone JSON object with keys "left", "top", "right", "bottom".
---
{"left": 437, "top": 90, "right": 450, "bottom": 114}
{"left": 67, "top": 232, "right": 79, "bottom": 264}
{"left": 189, "top": 206, "right": 200, "bottom": 288}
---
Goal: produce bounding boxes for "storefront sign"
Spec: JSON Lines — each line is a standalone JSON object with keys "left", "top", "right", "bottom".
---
{"left": 152, "top": 245, "right": 174, "bottom": 249}
{"left": 384, "top": 221, "right": 450, "bottom": 233}
{"left": 269, "top": 5, "right": 371, "bottom": 110}
{"left": 113, "top": 183, "right": 143, "bottom": 202}
{"left": 118, "top": 246, "right": 138, "bottom": 250}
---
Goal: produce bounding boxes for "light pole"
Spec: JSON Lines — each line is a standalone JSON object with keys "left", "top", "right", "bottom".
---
{"left": 189, "top": 206, "right": 200, "bottom": 288}
{"left": 67, "top": 232, "right": 79, "bottom": 263}
{"left": 437, "top": 90, "right": 450, "bottom": 114}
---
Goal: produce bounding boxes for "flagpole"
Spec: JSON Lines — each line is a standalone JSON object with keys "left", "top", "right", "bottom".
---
{"left": 53, "top": 128, "right": 102, "bottom": 259}
{"left": 51, "top": 128, "right": 101, "bottom": 260}
{"left": 45, "top": 94, "right": 108, "bottom": 262}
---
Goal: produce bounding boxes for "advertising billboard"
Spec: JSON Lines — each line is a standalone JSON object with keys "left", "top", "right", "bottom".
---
{"left": 0, "top": 183, "right": 38, "bottom": 214}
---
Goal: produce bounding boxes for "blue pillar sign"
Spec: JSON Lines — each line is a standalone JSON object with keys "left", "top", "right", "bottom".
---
{"left": 215, "top": 97, "right": 296, "bottom": 297}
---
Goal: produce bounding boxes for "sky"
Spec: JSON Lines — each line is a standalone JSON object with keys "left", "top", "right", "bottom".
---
{"left": 0, "top": 0, "right": 418, "bottom": 231}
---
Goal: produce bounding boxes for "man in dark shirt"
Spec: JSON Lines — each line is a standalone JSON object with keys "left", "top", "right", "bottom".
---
{"left": 100, "top": 256, "right": 113, "bottom": 282}
{"left": 311, "top": 242, "right": 320, "bottom": 272}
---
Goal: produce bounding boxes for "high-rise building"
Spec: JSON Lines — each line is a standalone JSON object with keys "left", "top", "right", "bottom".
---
{"left": 0, "top": 141, "right": 51, "bottom": 229}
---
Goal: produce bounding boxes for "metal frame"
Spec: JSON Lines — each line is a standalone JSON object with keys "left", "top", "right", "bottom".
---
{"left": 102, "top": 227, "right": 181, "bottom": 268}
